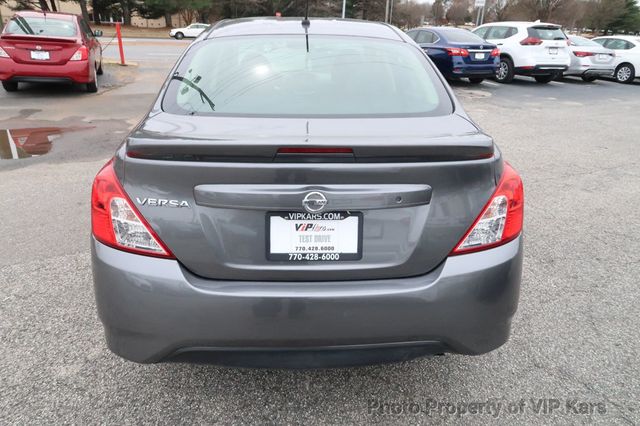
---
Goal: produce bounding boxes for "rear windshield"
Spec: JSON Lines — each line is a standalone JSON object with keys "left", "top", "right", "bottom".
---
{"left": 528, "top": 26, "right": 566, "bottom": 40}
{"left": 441, "top": 29, "right": 487, "bottom": 44}
{"left": 162, "top": 35, "right": 452, "bottom": 118}
{"left": 569, "top": 36, "right": 600, "bottom": 47}
{"left": 4, "top": 16, "right": 78, "bottom": 37}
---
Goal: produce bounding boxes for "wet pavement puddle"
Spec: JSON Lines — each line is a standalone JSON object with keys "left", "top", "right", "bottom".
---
{"left": 0, "top": 126, "right": 93, "bottom": 160}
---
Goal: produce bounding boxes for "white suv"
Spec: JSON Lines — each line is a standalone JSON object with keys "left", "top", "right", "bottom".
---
{"left": 473, "top": 22, "right": 571, "bottom": 83}
{"left": 592, "top": 36, "right": 640, "bottom": 84}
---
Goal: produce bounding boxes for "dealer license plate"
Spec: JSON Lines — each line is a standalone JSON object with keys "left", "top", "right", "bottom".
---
{"left": 30, "top": 51, "right": 50, "bottom": 60}
{"left": 267, "top": 211, "right": 362, "bottom": 261}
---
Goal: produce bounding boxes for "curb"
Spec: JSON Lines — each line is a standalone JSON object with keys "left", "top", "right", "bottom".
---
{"left": 102, "top": 59, "right": 140, "bottom": 67}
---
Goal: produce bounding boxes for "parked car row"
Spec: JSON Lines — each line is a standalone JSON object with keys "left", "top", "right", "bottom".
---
{"left": 408, "top": 21, "right": 640, "bottom": 85}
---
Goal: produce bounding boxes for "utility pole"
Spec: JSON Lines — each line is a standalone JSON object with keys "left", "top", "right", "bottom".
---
{"left": 384, "top": 0, "right": 389, "bottom": 23}
{"left": 342, "top": 0, "right": 346, "bottom": 18}
{"left": 474, "top": 0, "right": 486, "bottom": 26}
{"left": 384, "top": 0, "right": 395, "bottom": 23}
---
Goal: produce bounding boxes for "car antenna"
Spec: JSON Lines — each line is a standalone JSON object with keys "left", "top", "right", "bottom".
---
{"left": 302, "top": 0, "right": 310, "bottom": 53}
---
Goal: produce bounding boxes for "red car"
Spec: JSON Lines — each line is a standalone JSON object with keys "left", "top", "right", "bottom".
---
{"left": 0, "top": 11, "right": 103, "bottom": 93}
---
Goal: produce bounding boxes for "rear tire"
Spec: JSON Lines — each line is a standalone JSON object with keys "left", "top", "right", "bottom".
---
{"left": 86, "top": 67, "right": 98, "bottom": 93}
{"left": 615, "top": 63, "right": 635, "bottom": 84}
{"left": 2, "top": 81, "right": 18, "bottom": 92}
{"left": 495, "top": 57, "right": 514, "bottom": 83}
{"left": 534, "top": 74, "right": 554, "bottom": 84}
{"left": 581, "top": 75, "right": 597, "bottom": 82}
{"left": 174, "top": 32, "right": 184, "bottom": 40}
{"left": 468, "top": 77, "right": 484, "bottom": 84}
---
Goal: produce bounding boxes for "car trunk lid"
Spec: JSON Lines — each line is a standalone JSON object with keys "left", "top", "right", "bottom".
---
{"left": 448, "top": 41, "right": 496, "bottom": 65}
{"left": 121, "top": 112, "right": 498, "bottom": 281}
{"left": 526, "top": 26, "right": 570, "bottom": 65}
{"left": 0, "top": 34, "right": 80, "bottom": 65}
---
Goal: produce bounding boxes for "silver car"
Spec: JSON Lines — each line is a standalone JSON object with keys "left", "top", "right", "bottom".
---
{"left": 564, "top": 35, "right": 615, "bottom": 81}
{"left": 91, "top": 18, "right": 524, "bottom": 367}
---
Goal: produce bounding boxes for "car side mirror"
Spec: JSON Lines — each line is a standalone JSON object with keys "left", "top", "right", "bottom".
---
{"left": 94, "top": 30, "right": 103, "bottom": 37}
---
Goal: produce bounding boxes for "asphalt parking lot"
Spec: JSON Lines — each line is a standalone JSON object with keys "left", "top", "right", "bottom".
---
{"left": 1, "top": 39, "right": 639, "bottom": 424}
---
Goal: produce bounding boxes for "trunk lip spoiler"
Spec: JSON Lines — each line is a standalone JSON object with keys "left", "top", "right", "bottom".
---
{"left": 0, "top": 34, "right": 79, "bottom": 44}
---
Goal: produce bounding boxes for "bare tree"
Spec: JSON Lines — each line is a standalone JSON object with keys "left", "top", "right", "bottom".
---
{"left": 485, "top": 0, "right": 512, "bottom": 22}
{"left": 446, "top": 0, "right": 471, "bottom": 25}
{"left": 77, "top": 0, "right": 91, "bottom": 22}
{"left": 432, "top": 0, "right": 445, "bottom": 24}
{"left": 509, "top": 0, "right": 568, "bottom": 21}
{"left": 579, "top": 0, "right": 625, "bottom": 32}
{"left": 393, "top": 0, "right": 432, "bottom": 29}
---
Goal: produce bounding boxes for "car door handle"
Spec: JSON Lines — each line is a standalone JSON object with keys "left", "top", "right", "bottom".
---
{"left": 497, "top": 43, "right": 504, "bottom": 46}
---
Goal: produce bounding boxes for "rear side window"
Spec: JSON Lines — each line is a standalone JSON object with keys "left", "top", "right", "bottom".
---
{"left": 569, "top": 36, "right": 600, "bottom": 47}
{"left": 79, "top": 18, "right": 94, "bottom": 38}
{"left": 473, "top": 27, "right": 489, "bottom": 39}
{"left": 4, "top": 16, "right": 78, "bottom": 37}
{"left": 406, "top": 30, "right": 418, "bottom": 41}
{"left": 487, "top": 26, "right": 517, "bottom": 40}
{"left": 605, "top": 39, "right": 634, "bottom": 50}
{"left": 528, "top": 26, "right": 566, "bottom": 40}
{"left": 442, "top": 29, "right": 487, "bottom": 44}
{"left": 416, "top": 31, "right": 437, "bottom": 43}
{"left": 162, "top": 35, "right": 452, "bottom": 118}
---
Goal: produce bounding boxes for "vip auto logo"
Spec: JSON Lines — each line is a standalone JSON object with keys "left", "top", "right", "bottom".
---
{"left": 295, "top": 223, "right": 335, "bottom": 232}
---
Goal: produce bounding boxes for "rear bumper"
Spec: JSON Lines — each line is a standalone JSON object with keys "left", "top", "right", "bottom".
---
{"left": 92, "top": 236, "right": 523, "bottom": 366}
{"left": 515, "top": 64, "right": 568, "bottom": 76}
{"left": 566, "top": 65, "right": 614, "bottom": 77}
{"left": 448, "top": 59, "right": 498, "bottom": 79}
{"left": 450, "top": 67, "right": 498, "bottom": 79}
{"left": 0, "top": 60, "right": 91, "bottom": 84}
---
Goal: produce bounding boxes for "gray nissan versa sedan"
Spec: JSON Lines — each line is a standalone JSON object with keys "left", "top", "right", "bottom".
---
{"left": 91, "top": 18, "right": 524, "bottom": 367}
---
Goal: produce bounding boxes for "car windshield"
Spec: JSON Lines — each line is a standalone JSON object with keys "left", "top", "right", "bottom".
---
{"left": 441, "top": 29, "right": 486, "bottom": 44}
{"left": 4, "top": 16, "right": 77, "bottom": 37}
{"left": 569, "top": 36, "right": 600, "bottom": 47}
{"left": 162, "top": 35, "right": 452, "bottom": 117}
{"left": 529, "top": 26, "right": 566, "bottom": 40}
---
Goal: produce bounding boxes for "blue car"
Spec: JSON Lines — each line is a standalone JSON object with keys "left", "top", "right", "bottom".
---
{"left": 407, "top": 26, "right": 500, "bottom": 84}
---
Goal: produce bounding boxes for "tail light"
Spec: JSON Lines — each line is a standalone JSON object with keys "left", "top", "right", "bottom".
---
{"left": 451, "top": 163, "right": 524, "bottom": 255}
{"left": 91, "top": 160, "right": 174, "bottom": 258}
{"left": 573, "top": 51, "right": 595, "bottom": 57}
{"left": 490, "top": 48, "right": 500, "bottom": 57}
{"left": 520, "top": 37, "right": 542, "bottom": 46}
{"left": 70, "top": 45, "right": 88, "bottom": 61}
{"left": 0, "top": 47, "right": 9, "bottom": 58}
{"left": 446, "top": 47, "right": 469, "bottom": 57}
